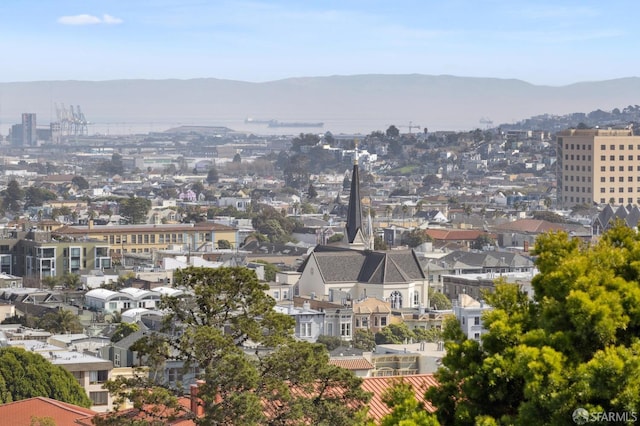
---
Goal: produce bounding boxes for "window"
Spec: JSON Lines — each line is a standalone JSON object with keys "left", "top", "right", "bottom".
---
{"left": 600, "top": 188, "right": 605, "bottom": 193}
{"left": 381, "top": 317, "right": 387, "bottom": 326}
{"left": 301, "top": 322, "right": 312, "bottom": 337}
{"left": 114, "top": 353, "right": 120, "bottom": 367}
{"left": 413, "top": 291, "right": 420, "bottom": 306}
{"left": 340, "top": 322, "right": 351, "bottom": 337}
{"left": 601, "top": 155, "right": 606, "bottom": 161}
{"left": 620, "top": 177, "right": 625, "bottom": 182}
{"left": 610, "top": 166, "right": 615, "bottom": 172}
{"left": 601, "top": 166, "right": 606, "bottom": 171}
{"left": 90, "top": 391, "right": 109, "bottom": 406}
{"left": 620, "top": 144, "right": 625, "bottom": 150}
{"left": 610, "top": 177, "right": 615, "bottom": 182}
{"left": 474, "top": 333, "right": 481, "bottom": 340}
{"left": 273, "top": 291, "right": 279, "bottom": 300}
{"left": 601, "top": 144, "right": 606, "bottom": 150}
{"left": 89, "top": 370, "right": 108, "bottom": 384}
{"left": 620, "top": 166, "right": 625, "bottom": 171}
{"left": 474, "top": 316, "right": 480, "bottom": 325}
{"left": 601, "top": 177, "right": 606, "bottom": 182}
{"left": 611, "top": 155, "right": 616, "bottom": 161}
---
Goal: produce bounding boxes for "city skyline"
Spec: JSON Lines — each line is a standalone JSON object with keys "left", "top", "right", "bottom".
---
{"left": 2, "top": 0, "right": 639, "bottom": 86}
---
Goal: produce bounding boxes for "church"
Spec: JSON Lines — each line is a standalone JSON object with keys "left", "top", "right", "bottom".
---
{"left": 296, "top": 145, "right": 429, "bottom": 309}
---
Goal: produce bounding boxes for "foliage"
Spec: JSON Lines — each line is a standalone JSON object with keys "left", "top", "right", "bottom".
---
{"left": 0, "top": 347, "right": 91, "bottom": 407}
{"left": 428, "top": 288, "right": 452, "bottom": 310}
{"left": 24, "top": 187, "right": 57, "bottom": 209}
{"left": 379, "top": 380, "right": 440, "bottom": 426}
{"left": 253, "top": 259, "right": 279, "bottom": 282}
{"left": 316, "top": 335, "right": 344, "bottom": 351}
{"left": 206, "top": 167, "right": 219, "bottom": 184}
{"left": 374, "top": 236, "right": 389, "bottom": 251}
{"left": 471, "top": 234, "right": 495, "bottom": 250}
{"left": 386, "top": 125, "right": 400, "bottom": 138}
{"left": 42, "top": 276, "right": 60, "bottom": 290}
{"left": 61, "top": 272, "right": 81, "bottom": 290}
{"left": 100, "top": 266, "right": 370, "bottom": 425}
{"left": 403, "top": 229, "right": 432, "bottom": 248}
{"left": 375, "top": 323, "right": 416, "bottom": 345}
{"left": 327, "top": 233, "right": 344, "bottom": 244}
{"left": 413, "top": 327, "right": 443, "bottom": 343}
{"left": 353, "top": 329, "right": 376, "bottom": 351}
{"left": 2, "top": 179, "right": 24, "bottom": 213}
{"left": 531, "top": 210, "right": 570, "bottom": 223}
{"left": 217, "top": 239, "right": 231, "bottom": 249}
{"left": 37, "top": 308, "right": 83, "bottom": 334}
{"left": 111, "top": 322, "right": 140, "bottom": 343}
{"left": 119, "top": 196, "right": 152, "bottom": 224}
{"left": 251, "top": 204, "right": 300, "bottom": 244}
{"left": 426, "top": 224, "right": 640, "bottom": 425}
{"left": 72, "top": 175, "right": 90, "bottom": 190}
{"left": 307, "top": 183, "right": 318, "bottom": 199}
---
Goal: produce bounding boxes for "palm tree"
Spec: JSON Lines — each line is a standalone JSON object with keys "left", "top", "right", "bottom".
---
{"left": 385, "top": 205, "right": 393, "bottom": 226}
{"left": 402, "top": 204, "right": 409, "bottom": 227}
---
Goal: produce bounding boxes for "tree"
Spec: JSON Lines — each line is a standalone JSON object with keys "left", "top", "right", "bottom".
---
{"left": 403, "top": 229, "right": 432, "bottom": 248}
{"left": 375, "top": 323, "right": 416, "bottom": 345}
{"left": 307, "top": 183, "right": 318, "bottom": 199}
{"left": 428, "top": 288, "right": 452, "bottom": 310}
{"left": 316, "top": 335, "right": 343, "bottom": 351}
{"left": 379, "top": 380, "right": 440, "bottom": 426}
{"left": 0, "top": 347, "right": 91, "bottom": 407}
{"left": 37, "top": 308, "right": 83, "bottom": 334}
{"left": 24, "top": 187, "right": 57, "bottom": 209}
{"left": 206, "top": 167, "right": 219, "bottom": 184}
{"left": 386, "top": 125, "right": 400, "bottom": 138}
{"left": 426, "top": 224, "right": 640, "bottom": 425}
{"left": 100, "top": 266, "right": 370, "bottom": 425}
{"left": 119, "top": 197, "right": 152, "bottom": 224}
{"left": 232, "top": 153, "right": 242, "bottom": 163}
{"left": 2, "top": 179, "right": 23, "bottom": 213}
{"left": 72, "top": 175, "right": 90, "bottom": 190}
{"left": 353, "top": 329, "right": 376, "bottom": 351}
{"left": 41, "top": 276, "right": 60, "bottom": 290}
{"left": 111, "top": 322, "right": 140, "bottom": 343}
{"left": 61, "top": 272, "right": 81, "bottom": 290}
{"left": 471, "top": 234, "right": 495, "bottom": 250}
{"left": 254, "top": 259, "right": 279, "bottom": 282}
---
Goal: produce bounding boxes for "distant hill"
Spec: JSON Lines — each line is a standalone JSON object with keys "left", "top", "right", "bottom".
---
{"left": 1, "top": 75, "right": 639, "bottom": 135}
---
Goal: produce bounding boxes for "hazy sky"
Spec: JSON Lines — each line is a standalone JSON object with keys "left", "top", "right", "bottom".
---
{"left": 2, "top": 0, "right": 638, "bottom": 86}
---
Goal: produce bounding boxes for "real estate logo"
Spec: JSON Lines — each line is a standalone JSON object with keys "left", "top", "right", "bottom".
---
{"left": 572, "top": 408, "right": 590, "bottom": 425}
{"left": 572, "top": 407, "right": 638, "bottom": 424}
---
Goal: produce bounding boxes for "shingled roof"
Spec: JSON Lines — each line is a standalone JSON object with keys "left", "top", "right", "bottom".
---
{"left": 301, "top": 245, "right": 425, "bottom": 285}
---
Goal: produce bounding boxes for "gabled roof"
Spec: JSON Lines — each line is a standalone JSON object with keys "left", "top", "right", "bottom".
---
{"left": 329, "top": 357, "right": 374, "bottom": 371}
{"left": 492, "top": 219, "right": 566, "bottom": 234}
{"left": 424, "top": 229, "right": 484, "bottom": 241}
{"left": 302, "top": 245, "right": 425, "bottom": 285}
{"left": 0, "top": 396, "right": 96, "bottom": 425}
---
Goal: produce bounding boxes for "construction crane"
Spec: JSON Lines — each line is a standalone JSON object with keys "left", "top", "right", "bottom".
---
{"left": 399, "top": 121, "right": 421, "bottom": 134}
{"left": 480, "top": 117, "right": 493, "bottom": 129}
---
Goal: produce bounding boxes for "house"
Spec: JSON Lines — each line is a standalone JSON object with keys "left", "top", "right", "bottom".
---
{"left": 352, "top": 297, "right": 392, "bottom": 334}
{"left": 0, "top": 397, "right": 96, "bottom": 426}
{"left": 292, "top": 296, "right": 354, "bottom": 341}
{"left": 84, "top": 287, "right": 165, "bottom": 313}
{"left": 452, "top": 294, "right": 493, "bottom": 341}
{"left": 274, "top": 301, "right": 325, "bottom": 343}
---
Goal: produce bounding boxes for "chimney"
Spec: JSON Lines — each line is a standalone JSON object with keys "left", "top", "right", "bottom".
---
{"left": 302, "top": 301, "right": 311, "bottom": 311}
{"left": 88, "top": 219, "right": 94, "bottom": 230}
{"left": 190, "top": 380, "right": 206, "bottom": 417}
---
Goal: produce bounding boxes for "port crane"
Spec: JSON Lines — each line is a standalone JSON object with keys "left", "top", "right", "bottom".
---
{"left": 399, "top": 121, "right": 421, "bottom": 134}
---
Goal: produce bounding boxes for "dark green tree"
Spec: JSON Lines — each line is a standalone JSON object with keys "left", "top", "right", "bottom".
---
{"left": 99, "top": 266, "right": 371, "bottom": 425}
{"left": 307, "top": 183, "right": 318, "bottom": 199}
{"left": 119, "top": 197, "right": 152, "bottom": 224}
{"left": 403, "top": 229, "right": 432, "bottom": 248}
{"left": 386, "top": 125, "right": 400, "bottom": 138}
{"left": 379, "top": 379, "right": 440, "bottom": 426}
{"left": 353, "top": 329, "right": 376, "bottom": 351}
{"left": 2, "top": 179, "right": 23, "bottom": 213}
{"left": 37, "top": 308, "right": 83, "bottom": 334}
{"left": 111, "top": 322, "right": 140, "bottom": 343}
{"left": 375, "top": 323, "right": 416, "bottom": 345}
{"left": 71, "top": 175, "right": 90, "bottom": 190}
{"left": 254, "top": 259, "right": 279, "bottom": 282}
{"left": 24, "top": 187, "right": 57, "bottom": 209}
{"left": 0, "top": 347, "right": 91, "bottom": 407}
{"left": 206, "top": 167, "right": 219, "bottom": 184}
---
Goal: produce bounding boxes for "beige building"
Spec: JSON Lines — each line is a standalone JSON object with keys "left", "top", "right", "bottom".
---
{"left": 557, "top": 128, "right": 640, "bottom": 207}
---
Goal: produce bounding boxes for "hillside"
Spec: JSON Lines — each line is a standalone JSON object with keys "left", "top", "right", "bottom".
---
{"left": 1, "top": 74, "right": 639, "bottom": 135}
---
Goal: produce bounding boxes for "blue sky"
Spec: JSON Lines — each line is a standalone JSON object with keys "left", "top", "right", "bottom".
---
{"left": 1, "top": 0, "right": 638, "bottom": 85}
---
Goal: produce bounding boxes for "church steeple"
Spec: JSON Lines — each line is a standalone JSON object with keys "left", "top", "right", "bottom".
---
{"left": 346, "top": 140, "right": 363, "bottom": 245}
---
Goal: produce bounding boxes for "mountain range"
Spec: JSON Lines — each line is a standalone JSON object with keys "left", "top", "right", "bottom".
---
{"left": 1, "top": 74, "right": 639, "bottom": 136}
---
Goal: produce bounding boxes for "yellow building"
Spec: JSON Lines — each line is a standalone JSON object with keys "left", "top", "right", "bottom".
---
{"left": 54, "top": 220, "right": 238, "bottom": 257}
{"left": 557, "top": 128, "right": 640, "bottom": 207}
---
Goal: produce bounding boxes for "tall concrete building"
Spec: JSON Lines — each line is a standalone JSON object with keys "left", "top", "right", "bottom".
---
{"left": 21, "top": 113, "right": 37, "bottom": 146}
{"left": 557, "top": 128, "right": 640, "bottom": 208}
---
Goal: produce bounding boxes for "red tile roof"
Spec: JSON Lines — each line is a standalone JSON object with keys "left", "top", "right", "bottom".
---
{"left": 82, "top": 396, "right": 196, "bottom": 426}
{"left": 361, "top": 374, "right": 438, "bottom": 421}
{"left": 0, "top": 397, "right": 96, "bottom": 426}
{"left": 425, "top": 229, "right": 484, "bottom": 241}
{"left": 329, "top": 357, "right": 375, "bottom": 370}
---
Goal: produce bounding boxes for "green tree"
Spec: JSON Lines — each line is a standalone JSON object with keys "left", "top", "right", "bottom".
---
{"left": 353, "top": 329, "right": 376, "bottom": 351}
{"left": 428, "top": 288, "right": 452, "bottom": 310}
{"left": 471, "top": 234, "right": 495, "bottom": 250}
{"left": 232, "top": 153, "right": 242, "bottom": 163}
{"left": 427, "top": 224, "right": 640, "bottom": 425}
{"left": 37, "top": 308, "right": 83, "bottom": 334}
{"left": 307, "top": 183, "right": 318, "bottom": 199}
{"left": 41, "top": 276, "right": 60, "bottom": 290}
{"left": 61, "top": 272, "right": 81, "bottom": 290}
{"left": 71, "top": 175, "right": 90, "bottom": 190}
{"left": 403, "top": 229, "right": 432, "bottom": 248}
{"left": 2, "top": 179, "right": 24, "bottom": 213}
{"left": 217, "top": 239, "right": 231, "bottom": 249}
{"left": 100, "top": 266, "right": 370, "bottom": 425}
{"left": 119, "top": 197, "right": 151, "bottom": 224}
{"left": 380, "top": 380, "right": 440, "bottom": 426}
{"left": 316, "top": 334, "right": 343, "bottom": 351}
{"left": 111, "top": 322, "right": 140, "bottom": 343}
{"left": 24, "top": 187, "right": 57, "bottom": 209}
{"left": 386, "top": 125, "right": 400, "bottom": 138}
{"left": 375, "top": 323, "right": 416, "bottom": 345}
{"left": 206, "top": 167, "right": 219, "bottom": 184}
{"left": 0, "top": 347, "right": 91, "bottom": 407}
{"left": 254, "top": 259, "right": 279, "bottom": 282}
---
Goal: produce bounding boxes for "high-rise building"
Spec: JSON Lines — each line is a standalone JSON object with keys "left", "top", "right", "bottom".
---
{"left": 557, "top": 128, "right": 640, "bottom": 207}
{"left": 21, "top": 113, "right": 37, "bottom": 146}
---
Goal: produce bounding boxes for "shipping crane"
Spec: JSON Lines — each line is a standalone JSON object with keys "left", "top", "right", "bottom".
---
{"left": 399, "top": 121, "right": 421, "bottom": 134}
{"left": 480, "top": 117, "right": 493, "bottom": 129}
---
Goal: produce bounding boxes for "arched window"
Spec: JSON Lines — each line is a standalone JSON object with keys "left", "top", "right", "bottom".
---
{"left": 390, "top": 291, "right": 403, "bottom": 309}
{"left": 413, "top": 291, "right": 420, "bottom": 306}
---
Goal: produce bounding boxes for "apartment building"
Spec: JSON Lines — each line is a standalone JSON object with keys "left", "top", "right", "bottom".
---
{"left": 557, "top": 128, "right": 640, "bottom": 207}
{"left": 54, "top": 220, "right": 239, "bottom": 257}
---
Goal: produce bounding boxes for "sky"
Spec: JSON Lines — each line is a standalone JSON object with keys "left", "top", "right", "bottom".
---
{"left": 1, "top": 0, "right": 639, "bottom": 86}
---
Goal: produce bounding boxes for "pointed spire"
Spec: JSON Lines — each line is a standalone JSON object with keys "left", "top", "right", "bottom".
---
{"left": 346, "top": 139, "right": 362, "bottom": 244}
